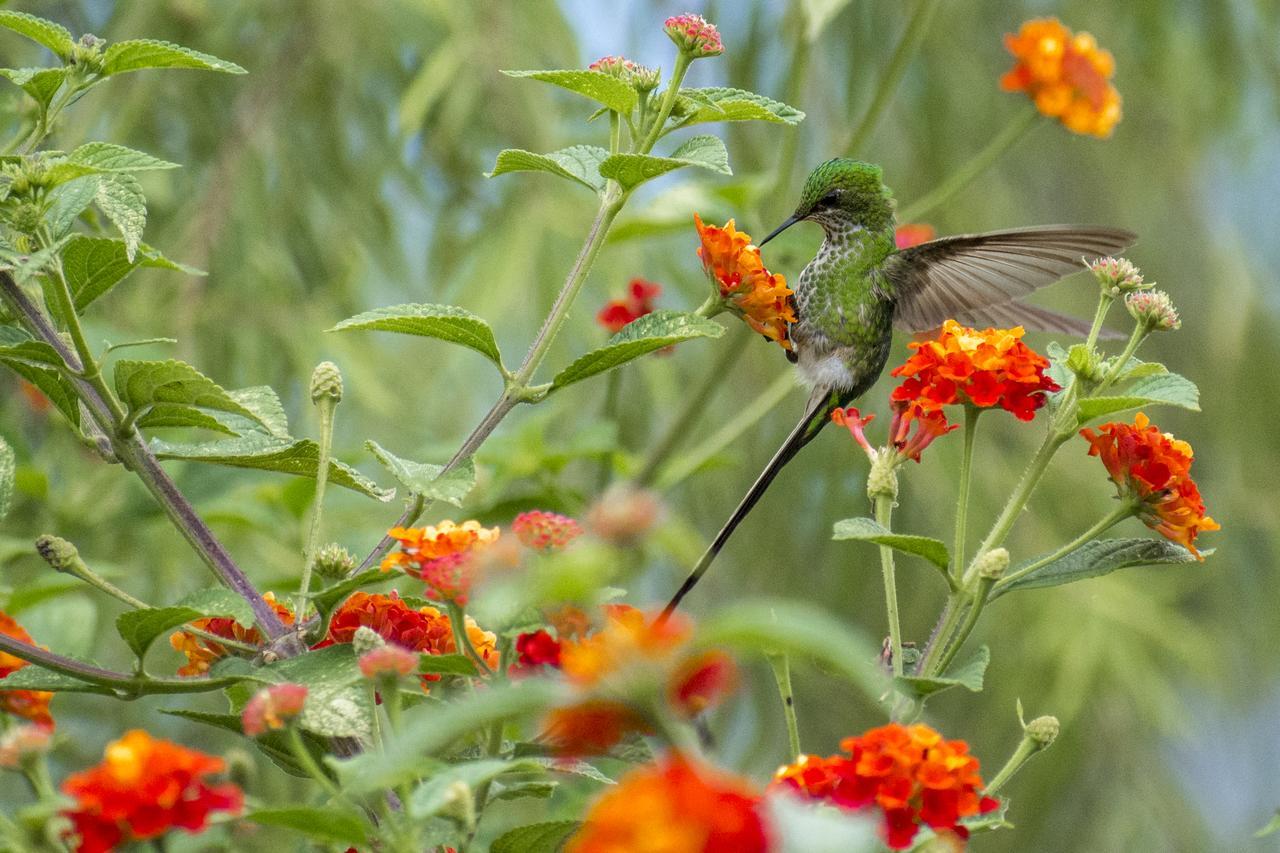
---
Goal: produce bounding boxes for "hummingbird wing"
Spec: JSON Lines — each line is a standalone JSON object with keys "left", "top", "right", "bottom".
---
{"left": 885, "top": 225, "right": 1136, "bottom": 334}
{"left": 951, "top": 300, "right": 1127, "bottom": 341}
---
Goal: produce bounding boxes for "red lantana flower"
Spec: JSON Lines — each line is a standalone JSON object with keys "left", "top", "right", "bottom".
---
{"left": 1080, "top": 412, "right": 1219, "bottom": 557}
{"left": 771, "top": 722, "right": 998, "bottom": 850}
{"left": 894, "top": 223, "right": 936, "bottom": 249}
{"left": 567, "top": 752, "right": 769, "bottom": 853}
{"left": 514, "top": 628, "right": 562, "bottom": 672}
{"left": 597, "top": 279, "right": 662, "bottom": 334}
{"left": 168, "top": 592, "right": 294, "bottom": 676}
{"left": 890, "top": 320, "right": 1060, "bottom": 421}
{"left": 833, "top": 401, "right": 958, "bottom": 465}
{"left": 61, "top": 730, "right": 243, "bottom": 853}
{"left": 0, "top": 610, "right": 54, "bottom": 728}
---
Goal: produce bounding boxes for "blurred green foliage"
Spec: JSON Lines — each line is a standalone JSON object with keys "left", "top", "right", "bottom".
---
{"left": 0, "top": 0, "right": 1276, "bottom": 849}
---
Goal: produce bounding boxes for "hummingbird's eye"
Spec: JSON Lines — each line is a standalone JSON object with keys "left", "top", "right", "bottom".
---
{"left": 821, "top": 190, "right": 841, "bottom": 206}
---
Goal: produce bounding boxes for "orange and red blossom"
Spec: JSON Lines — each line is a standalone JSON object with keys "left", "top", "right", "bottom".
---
{"left": 514, "top": 629, "right": 562, "bottom": 672}
{"left": 169, "top": 592, "right": 294, "bottom": 677}
{"left": 241, "top": 683, "right": 307, "bottom": 737}
{"left": 891, "top": 320, "right": 1060, "bottom": 421}
{"left": 833, "top": 401, "right": 957, "bottom": 465}
{"left": 0, "top": 610, "right": 54, "bottom": 728}
{"left": 598, "top": 279, "right": 662, "bottom": 333}
{"left": 771, "top": 723, "right": 998, "bottom": 851}
{"left": 694, "top": 214, "right": 796, "bottom": 351}
{"left": 380, "top": 521, "right": 499, "bottom": 605}
{"left": 61, "top": 730, "right": 242, "bottom": 853}
{"left": 1080, "top": 413, "right": 1219, "bottom": 557}
{"left": 567, "top": 752, "right": 769, "bottom": 853}
{"left": 894, "top": 223, "right": 936, "bottom": 249}
{"left": 663, "top": 14, "right": 724, "bottom": 58}
{"left": 513, "top": 510, "right": 583, "bottom": 551}
{"left": 1000, "top": 18, "right": 1121, "bottom": 138}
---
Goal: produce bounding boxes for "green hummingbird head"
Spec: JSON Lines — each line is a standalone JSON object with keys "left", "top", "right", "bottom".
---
{"left": 760, "top": 158, "right": 895, "bottom": 244}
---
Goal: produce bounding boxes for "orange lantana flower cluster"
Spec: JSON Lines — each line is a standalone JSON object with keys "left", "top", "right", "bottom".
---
{"left": 1000, "top": 18, "right": 1122, "bottom": 138}
{"left": 61, "top": 730, "right": 242, "bottom": 853}
{"left": 1080, "top": 412, "right": 1219, "bottom": 557}
{"left": 0, "top": 610, "right": 54, "bottom": 728}
{"left": 545, "top": 604, "right": 735, "bottom": 755}
{"left": 891, "top": 320, "right": 1060, "bottom": 421}
{"left": 567, "top": 752, "right": 769, "bottom": 853}
{"left": 381, "top": 521, "right": 499, "bottom": 604}
{"left": 694, "top": 214, "right": 796, "bottom": 351}
{"left": 772, "top": 723, "right": 998, "bottom": 850}
{"left": 169, "top": 592, "right": 294, "bottom": 676}
{"left": 597, "top": 278, "right": 662, "bottom": 334}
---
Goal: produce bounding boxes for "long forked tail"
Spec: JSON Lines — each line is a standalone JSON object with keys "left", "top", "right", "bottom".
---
{"left": 660, "top": 387, "right": 846, "bottom": 621}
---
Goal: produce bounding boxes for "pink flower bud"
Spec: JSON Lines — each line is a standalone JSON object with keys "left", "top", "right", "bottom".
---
{"left": 0, "top": 723, "right": 52, "bottom": 768}
{"left": 358, "top": 643, "right": 419, "bottom": 680}
{"left": 663, "top": 14, "right": 724, "bottom": 58}
{"left": 241, "top": 683, "right": 308, "bottom": 736}
{"left": 513, "top": 510, "right": 583, "bottom": 552}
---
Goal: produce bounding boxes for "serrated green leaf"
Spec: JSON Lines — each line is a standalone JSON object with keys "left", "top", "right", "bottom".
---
{"left": 253, "top": 644, "right": 372, "bottom": 738}
{"left": 0, "top": 327, "right": 62, "bottom": 367}
{"left": 40, "top": 161, "right": 104, "bottom": 189}
{"left": 113, "top": 359, "right": 263, "bottom": 427}
{"left": 62, "top": 235, "right": 201, "bottom": 309}
{"left": 991, "top": 538, "right": 1207, "bottom": 599}
{"left": 896, "top": 646, "right": 989, "bottom": 700}
{"left": 331, "top": 302, "right": 502, "bottom": 367}
{"left": 310, "top": 568, "right": 392, "bottom": 618}
{"left": 0, "top": 360, "right": 79, "bottom": 427}
{"left": 670, "top": 87, "right": 804, "bottom": 127}
{"left": 598, "top": 135, "right": 731, "bottom": 190}
{"left": 364, "top": 440, "right": 475, "bottom": 506}
{"left": 115, "top": 588, "right": 252, "bottom": 659}
{"left": 44, "top": 174, "right": 100, "bottom": 237}
{"left": 409, "top": 759, "right": 543, "bottom": 818}
{"left": 68, "top": 142, "right": 180, "bottom": 172}
{"left": 0, "top": 12, "right": 74, "bottom": 58}
{"left": 487, "top": 146, "right": 608, "bottom": 192}
{"left": 101, "top": 39, "right": 247, "bottom": 75}
{"left": 491, "top": 821, "right": 580, "bottom": 853}
{"left": 150, "top": 434, "right": 394, "bottom": 501}
{"left": 550, "top": 310, "right": 723, "bottom": 391}
{"left": 175, "top": 587, "right": 256, "bottom": 627}
{"left": 223, "top": 385, "right": 290, "bottom": 439}
{"left": 1077, "top": 372, "right": 1200, "bottom": 422}
{"left": 502, "top": 69, "right": 636, "bottom": 114}
{"left": 0, "top": 67, "right": 66, "bottom": 110}
{"left": 832, "top": 517, "right": 950, "bottom": 572}
{"left": 247, "top": 807, "right": 370, "bottom": 846}
{"left": 419, "top": 653, "right": 479, "bottom": 676}
{"left": 95, "top": 173, "right": 146, "bottom": 259}
{"left": 135, "top": 403, "right": 235, "bottom": 435}
{"left": 0, "top": 665, "right": 115, "bottom": 695}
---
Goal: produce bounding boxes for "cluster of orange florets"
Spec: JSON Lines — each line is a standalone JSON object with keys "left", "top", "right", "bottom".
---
{"left": 381, "top": 520, "right": 499, "bottom": 604}
{"left": 1081, "top": 412, "right": 1219, "bottom": 557}
{"left": 0, "top": 611, "right": 54, "bottom": 728}
{"left": 694, "top": 214, "right": 796, "bottom": 351}
{"left": 772, "top": 723, "right": 999, "bottom": 850}
{"left": 168, "top": 592, "right": 295, "bottom": 676}
{"left": 1000, "top": 17, "right": 1122, "bottom": 138}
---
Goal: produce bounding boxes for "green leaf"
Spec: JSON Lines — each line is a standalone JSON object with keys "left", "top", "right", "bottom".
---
{"left": 0, "top": 67, "right": 66, "bottom": 110}
{"left": 0, "top": 360, "right": 79, "bottom": 427}
{"left": 1076, "top": 372, "right": 1200, "bottom": 423}
{"left": 896, "top": 646, "right": 989, "bottom": 700}
{"left": 0, "top": 665, "right": 114, "bottom": 695}
{"left": 101, "top": 39, "right": 247, "bottom": 75}
{"left": 491, "top": 821, "right": 580, "bottom": 853}
{"left": 175, "top": 587, "right": 256, "bottom": 627}
{"left": 222, "top": 385, "right": 291, "bottom": 439}
{"left": 550, "top": 310, "right": 723, "bottom": 391}
{"left": 419, "top": 653, "right": 479, "bottom": 677}
{"left": 39, "top": 160, "right": 104, "bottom": 189}
{"left": 598, "top": 135, "right": 731, "bottom": 190}
{"left": 247, "top": 807, "right": 370, "bottom": 846}
{"left": 61, "top": 235, "right": 200, "bottom": 310}
{"left": 502, "top": 69, "right": 637, "bottom": 114}
{"left": 491, "top": 780, "right": 558, "bottom": 802}
{"left": 409, "top": 759, "right": 543, "bottom": 818}
{"left": 68, "top": 142, "right": 180, "bottom": 172}
{"left": 254, "top": 644, "right": 371, "bottom": 738}
{"left": 331, "top": 302, "right": 502, "bottom": 367}
{"left": 991, "top": 538, "right": 1206, "bottom": 599}
{"left": 44, "top": 175, "right": 100, "bottom": 237}
{"left": 135, "top": 403, "right": 236, "bottom": 435}
{"left": 0, "top": 433, "right": 13, "bottom": 522}
{"left": 159, "top": 708, "right": 330, "bottom": 779}
{"left": 487, "top": 146, "right": 608, "bottom": 193}
{"left": 832, "top": 517, "right": 951, "bottom": 572}
{"left": 1256, "top": 809, "right": 1280, "bottom": 839}
{"left": 113, "top": 359, "right": 264, "bottom": 427}
{"left": 695, "top": 599, "right": 888, "bottom": 702}
{"left": 0, "top": 12, "right": 74, "bottom": 58}
{"left": 310, "top": 569, "right": 392, "bottom": 619}
{"left": 670, "top": 87, "right": 804, "bottom": 127}
{"left": 150, "top": 434, "right": 394, "bottom": 501}
{"left": 115, "top": 588, "right": 252, "bottom": 659}
{"left": 526, "top": 756, "right": 614, "bottom": 785}
{"left": 95, "top": 173, "right": 146, "bottom": 259}
{"left": 364, "top": 440, "right": 475, "bottom": 506}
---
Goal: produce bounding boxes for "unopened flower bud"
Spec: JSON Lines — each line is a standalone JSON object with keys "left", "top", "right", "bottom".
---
{"left": 438, "top": 779, "right": 476, "bottom": 827}
{"left": 663, "top": 13, "right": 724, "bottom": 58}
{"left": 1024, "top": 715, "right": 1060, "bottom": 748}
{"left": 865, "top": 455, "right": 898, "bottom": 502}
{"left": 352, "top": 625, "right": 386, "bottom": 657}
{"left": 1087, "top": 256, "right": 1149, "bottom": 296}
{"left": 223, "top": 747, "right": 257, "bottom": 789}
{"left": 586, "top": 484, "right": 665, "bottom": 546}
{"left": 310, "top": 361, "right": 343, "bottom": 404}
{"left": 70, "top": 34, "right": 106, "bottom": 70}
{"left": 1125, "top": 290, "right": 1180, "bottom": 331}
{"left": 358, "top": 643, "right": 418, "bottom": 680}
{"left": 314, "top": 543, "right": 355, "bottom": 579}
{"left": 34, "top": 534, "right": 80, "bottom": 574}
{"left": 976, "top": 548, "right": 1009, "bottom": 580}
{"left": 1065, "top": 343, "right": 1104, "bottom": 381}
{"left": 241, "top": 683, "right": 308, "bottom": 737}
{"left": 0, "top": 724, "right": 52, "bottom": 769}
{"left": 632, "top": 64, "right": 662, "bottom": 92}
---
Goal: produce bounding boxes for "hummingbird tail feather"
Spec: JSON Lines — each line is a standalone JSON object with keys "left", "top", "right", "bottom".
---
{"left": 660, "top": 388, "right": 844, "bottom": 622}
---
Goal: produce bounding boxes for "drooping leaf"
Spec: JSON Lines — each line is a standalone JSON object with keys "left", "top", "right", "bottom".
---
{"left": 114, "top": 588, "right": 253, "bottom": 659}
{"left": 0, "top": 666, "right": 115, "bottom": 695}
{"left": 670, "top": 87, "right": 804, "bottom": 127}
{"left": 491, "top": 821, "right": 581, "bottom": 853}
{"left": 44, "top": 175, "right": 101, "bottom": 237}
{"left": 0, "top": 67, "right": 66, "bottom": 110}
{"left": 598, "top": 135, "right": 731, "bottom": 190}
{"left": 61, "top": 235, "right": 200, "bottom": 310}
{"left": 95, "top": 173, "right": 146, "bottom": 259}
{"left": 1076, "top": 372, "right": 1200, "bottom": 423}
{"left": 991, "top": 538, "right": 1207, "bottom": 599}
{"left": 113, "top": 359, "right": 264, "bottom": 427}
{"left": 550, "top": 310, "right": 723, "bottom": 391}
{"left": 101, "top": 39, "right": 247, "bottom": 75}
{"left": 247, "top": 808, "right": 370, "bottom": 846}
{"left": 408, "top": 759, "right": 543, "bottom": 819}
{"left": 364, "top": 440, "right": 475, "bottom": 506}
{"left": 832, "top": 517, "right": 951, "bottom": 572}
{"left": 487, "top": 146, "right": 608, "bottom": 193}
{"left": 501, "top": 69, "right": 637, "bottom": 114}
{"left": 0, "top": 11, "right": 74, "bottom": 58}
{"left": 331, "top": 303, "right": 503, "bottom": 367}
{"left": 896, "top": 646, "right": 989, "bottom": 700}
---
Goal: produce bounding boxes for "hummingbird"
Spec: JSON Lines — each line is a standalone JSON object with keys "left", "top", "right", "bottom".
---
{"left": 662, "top": 158, "right": 1134, "bottom": 618}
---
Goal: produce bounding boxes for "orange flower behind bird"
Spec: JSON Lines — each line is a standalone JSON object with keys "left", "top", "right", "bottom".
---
{"left": 1000, "top": 18, "right": 1122, "bottom": 138}
{"left": 61, "top": 729, "right": 242, "bottom": 853}
{"left": 567, "top": 752, "right": 770, "bottom": 853}
{"left": 168, "top": 592, "right": 294, "bottom": 677}
{"left": 1080, "top": 412, "right": 1219, "bottom": 557}
{"left": 0, "top": 610, "right": 55, "bottom": 728}
{"left": 694, "top": 214, "right": 796, "bottom": 351}
{"left": 772, "top": 722, "right": 998, "bottom": 850}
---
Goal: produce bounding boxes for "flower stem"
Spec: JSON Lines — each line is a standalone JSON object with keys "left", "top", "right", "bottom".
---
{"left": 595, "top": 369, "right": 623, "bottom": 491}
{"left": 1095, "top": 322, "right": 1149, "bottom": 395}
{"left": 983, "top": 733, "right": 1039, "bottom": 798}
{"left": 930, "top": 578, "right": 995, "bottom": 677}
{"left": 767, "top": 652, "right": 802, "bottom": 760}
{"left": 1084, "top": 293, "right": 1114, "bottom": 353}
{"left": 297, "top": 394, "right": 337, "bottom": 618}
{"left": 287, "top": 726, "right": 345, "bottom": 803}
{"left": 994, "top": 502, "right": 1135, "bottom": 592}
{"left": 446, "top": 602, "right": 492, "bottom": 674}
{"left": 899, "top": 107, "right": 1042, "bottom": 221}
{"left": 875, "top": 494, "right": 905, "bottom": 679}
{"left": 638, "top": 52, "right": 691, "bottom": 154}
{"left": 916, "top": 595, "right": 964, "bottom": 677}
{"left": 844, "top": 0, "right": 943, "bottom": 154}
{"left": 952, "top": 405, "right": 980, "bottom": 579}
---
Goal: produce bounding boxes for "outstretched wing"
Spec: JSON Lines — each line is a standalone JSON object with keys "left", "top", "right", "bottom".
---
{"left": 885, "top": 225, "right": 1136, "bottom": 333}
{"left": 952, "top": 300, "right": 1126, "bottom": 340}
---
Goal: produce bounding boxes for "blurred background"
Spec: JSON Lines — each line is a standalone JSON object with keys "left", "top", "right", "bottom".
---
{"left": 0, "top": 0, "right": 1277, "bottom": 849}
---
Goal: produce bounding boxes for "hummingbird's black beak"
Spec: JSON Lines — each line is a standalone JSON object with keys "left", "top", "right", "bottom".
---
{"left": 758, "top": 214, "right": 801, "bottom": 247}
